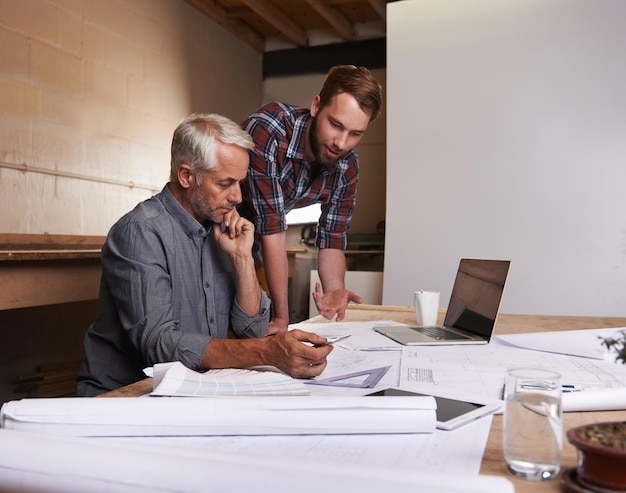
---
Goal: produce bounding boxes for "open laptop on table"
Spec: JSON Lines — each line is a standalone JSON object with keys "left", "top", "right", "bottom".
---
{"left": 374, "top": 258, "right": 511, "bottom": 345}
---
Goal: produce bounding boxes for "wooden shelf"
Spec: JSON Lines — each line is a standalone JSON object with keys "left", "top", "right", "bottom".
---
{"left": 0, "top": 234, "right": 105, "bottom": 310}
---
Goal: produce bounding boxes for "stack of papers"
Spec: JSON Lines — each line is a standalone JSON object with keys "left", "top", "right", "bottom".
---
{"left": 0, "top": 429, "right": 514, "bottom": 493}
{"left": 398, "top": 328, "right": 626, "bottom": 409}
{"left": 151, "top": 362, "right": 310, "bottom": 396}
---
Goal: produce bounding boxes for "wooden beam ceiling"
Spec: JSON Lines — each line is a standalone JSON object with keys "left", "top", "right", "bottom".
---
{"left": 305, "top": 0, "right": 354, "bottom": 41}
{"left": 241, "top": 0, "right": 308, "bottom": 47}
{"left": 184, "top": 0, "right": 394, "bottom": 53}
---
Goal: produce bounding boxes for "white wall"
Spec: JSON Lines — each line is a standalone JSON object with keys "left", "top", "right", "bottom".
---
{"left": 384, "top": 0, "right": 626, "bottom": 316}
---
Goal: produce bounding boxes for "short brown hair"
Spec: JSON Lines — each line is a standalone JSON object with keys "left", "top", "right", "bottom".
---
{"left": 318, "top": 65, "right": 383, "bottom": 123}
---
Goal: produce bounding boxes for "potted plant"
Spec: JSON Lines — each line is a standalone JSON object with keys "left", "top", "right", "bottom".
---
{"left": 600, "top": 330, "right": 626, "bottom": 364}
{"left": 565, "top": 422, "right": 626, "bottom": 491}
{"left": 562, "top": 331, "right": 626, "bottom": 491}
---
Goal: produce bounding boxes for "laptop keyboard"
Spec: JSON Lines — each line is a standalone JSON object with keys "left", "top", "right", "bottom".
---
{"left": 415, "top": 326, "right": 470, "bottom": 341}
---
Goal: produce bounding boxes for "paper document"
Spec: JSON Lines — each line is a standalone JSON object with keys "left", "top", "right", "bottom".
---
{"left": 287, "top": 320, "right": 408, "bottom": 397}
{"left": 0, "top": 395, "right": 437, "bottom": 436}
{"left": 399, "top": 334, "right": 626, "bottom": 410}
{"left": 151, "top": 361, "right": 310, "bottom": 396}
{"left": 0, "top": 429, "right": 514, "bottom": 493}
{"left": 114, "top": 415, "right": 494, "bottom": 476}
{"left": 496, "top": 327, "right": 625, "bottom": 359}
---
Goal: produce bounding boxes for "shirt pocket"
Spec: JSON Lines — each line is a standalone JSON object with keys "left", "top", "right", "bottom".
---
{"left": 213, "top": 272, "right": 235, "bottom": 320}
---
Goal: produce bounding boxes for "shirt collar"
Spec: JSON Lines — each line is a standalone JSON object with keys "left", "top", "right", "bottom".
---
{"left": 286, "top": 111, "right": 310, "bottom": 161}
{"left": 161, "top": 184, "right": 211, "bottom": 238}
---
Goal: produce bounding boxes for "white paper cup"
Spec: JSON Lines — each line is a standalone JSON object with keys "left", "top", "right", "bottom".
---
{"left": 413, "top": 291, "right": 440, "bottom": 326}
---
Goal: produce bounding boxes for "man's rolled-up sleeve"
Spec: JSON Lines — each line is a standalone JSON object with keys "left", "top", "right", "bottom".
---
{"left": 230, "top": 290, "right": 271, "bottom": 338}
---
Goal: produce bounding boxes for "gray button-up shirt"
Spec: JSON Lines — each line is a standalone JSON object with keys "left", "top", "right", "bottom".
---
{"left": 76, "top": 185, "right": 270, "bottom": 396}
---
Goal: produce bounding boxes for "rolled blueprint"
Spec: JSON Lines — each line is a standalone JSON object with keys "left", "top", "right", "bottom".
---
{"left": 562, "top": 387, "right": 626, "bottom": 412}
{"left": 0, "top": 395, "right": 437, "bottom": 436}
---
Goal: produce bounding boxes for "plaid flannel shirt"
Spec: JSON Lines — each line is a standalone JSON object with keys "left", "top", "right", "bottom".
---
{"left": 241, "top": 102, "right": 358, "bottom": 266}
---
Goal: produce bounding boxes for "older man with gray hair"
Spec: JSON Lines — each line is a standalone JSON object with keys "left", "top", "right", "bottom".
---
{"left": 76, "top": 113, "right": 332, "bottom": 396}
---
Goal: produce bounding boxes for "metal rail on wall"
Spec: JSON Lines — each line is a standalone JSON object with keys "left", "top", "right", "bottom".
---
{"left": 0, "top": 161, "right": 160, "bottom": 193}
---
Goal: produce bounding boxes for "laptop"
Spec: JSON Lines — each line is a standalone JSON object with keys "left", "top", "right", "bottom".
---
{"left": 374, "top": 258, "right": 511, "bottom": 345}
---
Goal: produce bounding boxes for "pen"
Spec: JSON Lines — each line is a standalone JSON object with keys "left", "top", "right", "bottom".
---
{"left": 309, "top": 334, "right": 352, "bottom": 347}
{"left": 562, "top": 383, "right": 609, "bottom": 393}
{"left": 360, "top": 347, "right": 402, "bottom": 351}
{"left": 562, "top": 385, "right": 585, "bottom": 393}
{"left": 503, "top": 383, "right": 606, "bottom": 397}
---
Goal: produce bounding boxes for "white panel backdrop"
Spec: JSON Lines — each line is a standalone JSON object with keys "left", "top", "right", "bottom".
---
{"left": 383, "top": 0, "right": 626, "bottom": 316}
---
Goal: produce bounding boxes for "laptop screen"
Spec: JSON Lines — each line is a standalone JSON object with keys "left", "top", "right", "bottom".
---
{"left": 442, "top": 259, "right": 511, "bottom": 339}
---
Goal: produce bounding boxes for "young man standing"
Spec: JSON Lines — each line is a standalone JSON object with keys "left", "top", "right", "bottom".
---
{"left": 241, "top": 65, "right": 383, "bottom": 333}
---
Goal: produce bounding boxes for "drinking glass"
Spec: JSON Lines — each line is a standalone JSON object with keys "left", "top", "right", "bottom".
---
{"left": 503, "top": 367, "right": 562, "bottom": 480}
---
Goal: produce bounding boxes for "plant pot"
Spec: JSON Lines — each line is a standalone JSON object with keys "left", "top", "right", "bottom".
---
{"left": 565, "top": 421, "right": 626, "bottom": 492}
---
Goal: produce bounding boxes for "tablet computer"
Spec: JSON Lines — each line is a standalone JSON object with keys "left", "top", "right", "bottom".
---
{"left": 365, "top": 388, "right": 501, "bottom": 430}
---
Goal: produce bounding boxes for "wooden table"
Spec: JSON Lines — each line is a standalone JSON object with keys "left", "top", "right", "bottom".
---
{"left": 342, "top": 306, "right": 626, "bottom": 493}
{"left": 103, "top": 304, "right": 626, "bottom": 493}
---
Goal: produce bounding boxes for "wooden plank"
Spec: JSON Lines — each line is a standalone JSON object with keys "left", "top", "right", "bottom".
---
{"left": 305, "top": 0, "right": 354, "bottom": 40}
{"left": 184, "top": 0, "right": 265, "bottom": 52}
{"left": 241, "top": 0, "right": 308, "bottom": 46}
{"left": 0, "top": 233, "right": 105, "bottom": 251}
{"left": 0, "top": 234, "right": 103, "bottom": 309}
{"left": 0, "top": 250, "right": 101, "bottom": 261}
{"left": 99, "top": 378, "right": 154, "bottom": 398}
{"left": 0, "top": 260, "right": 101, "bottom": 310}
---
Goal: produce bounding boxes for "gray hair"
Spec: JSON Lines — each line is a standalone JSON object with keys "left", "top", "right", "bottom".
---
{"left": 170, "top": 113, "right": 254, "bottom": 182}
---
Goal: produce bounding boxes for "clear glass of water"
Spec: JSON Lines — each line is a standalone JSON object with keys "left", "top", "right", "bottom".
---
{"left": 503, "top": 367, "right": 562, "bottom": 480}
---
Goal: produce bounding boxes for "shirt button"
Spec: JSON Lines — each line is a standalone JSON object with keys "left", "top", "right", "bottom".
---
{"left": 205, "top": 282, "right": 210, "bottom": 288}
{"left": 210, "top": 317, "right": 214, "bottom": 323}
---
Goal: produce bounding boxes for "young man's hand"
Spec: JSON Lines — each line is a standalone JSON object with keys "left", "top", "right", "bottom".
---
{"left": 312, "top": 282, "right": 362, "bottom": 321}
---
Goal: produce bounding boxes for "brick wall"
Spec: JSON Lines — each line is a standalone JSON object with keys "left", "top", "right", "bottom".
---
{"left": 0, "top": 0, "right": 262, "bottom": 405}
{"left": 0, "top": 0, "right": 262, "bottom": 235}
